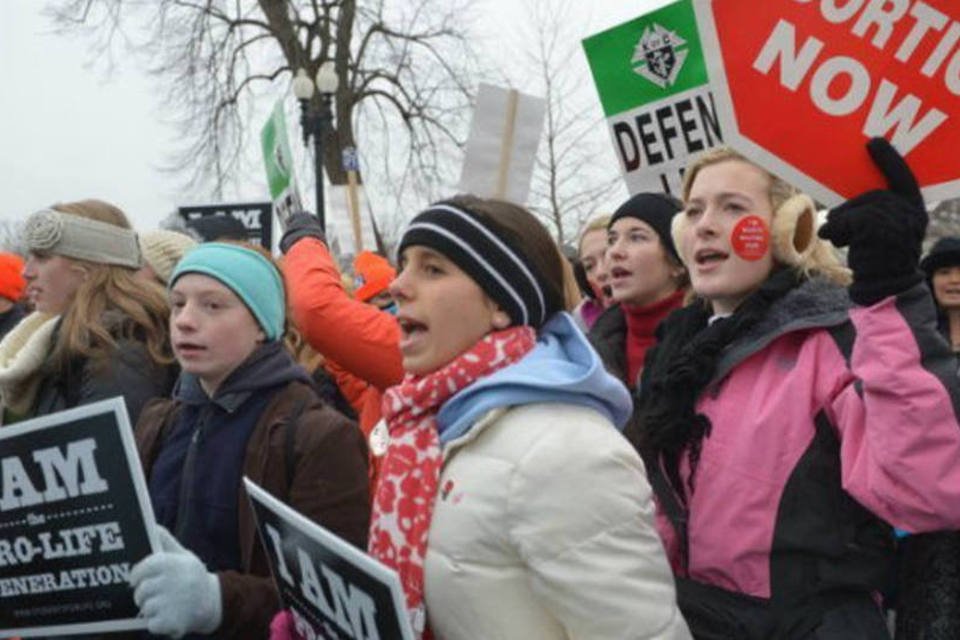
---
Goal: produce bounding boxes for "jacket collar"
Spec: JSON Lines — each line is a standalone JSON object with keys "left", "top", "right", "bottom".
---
{"left": 173, "top": 341, "right": 310, "bottom": 412}
{"left": 441, "top": 407, "right": 509, "bottom": 461}
{"left": 588, "top": 303, "right": 627, "bottom": 383}
{"left": 436, "top": 313, "right": 633, "bottom": 441}
{"left": 175, "top": 374, "right": 252, "bottom": 413}
{"left": 713, "top": 277, "right": 850, "bottom": 383}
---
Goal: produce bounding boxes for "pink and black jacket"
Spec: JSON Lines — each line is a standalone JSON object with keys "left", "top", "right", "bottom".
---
{"left": 636, "top": 278, "right": 960, "bottom": 637}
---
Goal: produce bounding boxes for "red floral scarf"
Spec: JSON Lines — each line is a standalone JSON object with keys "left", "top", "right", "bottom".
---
{"left": 368, "top": 326, "right": 536, "bottom": 638}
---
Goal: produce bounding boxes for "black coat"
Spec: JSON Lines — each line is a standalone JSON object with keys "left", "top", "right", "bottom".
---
{"left": 588, "top": 303, "right": 629, "bottom": 386}
{"left": 31, "top": 318, "right": 176, "bottom": 425}
{"left": 896, "top": 531, "right": 960, "bottom": 639}
{"left": 588, "top": 303, "right": 651, "bottom": 446}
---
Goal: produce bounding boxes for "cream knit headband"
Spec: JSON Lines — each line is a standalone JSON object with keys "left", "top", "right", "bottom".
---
{"left": 23, "top": 209, "right": 141, "bottom": 269}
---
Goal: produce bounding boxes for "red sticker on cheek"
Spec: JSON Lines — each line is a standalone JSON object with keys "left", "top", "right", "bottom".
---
{"left": 731, "top": 215, "right": 770, "bottom": 261}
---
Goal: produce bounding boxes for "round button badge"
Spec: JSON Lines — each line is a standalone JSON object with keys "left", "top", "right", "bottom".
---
{"left": 731, "top": 215, "right": 770, "bottom": 261}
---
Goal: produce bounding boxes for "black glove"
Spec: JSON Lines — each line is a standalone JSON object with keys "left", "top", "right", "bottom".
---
{"left": 279, "top": 211, "right": 326, "bottom": 254}
{"left": 818, "top": 137, "right": 928, "bottom": 306}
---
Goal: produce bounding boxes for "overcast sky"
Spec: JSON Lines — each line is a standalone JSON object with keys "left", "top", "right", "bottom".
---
{"left": 0, "top": 0, "right": 671, "bottom": 231}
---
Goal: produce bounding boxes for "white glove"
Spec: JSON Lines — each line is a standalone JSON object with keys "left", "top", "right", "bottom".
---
{"left": 129, "top": 525, "right": 223, "bottom": 638}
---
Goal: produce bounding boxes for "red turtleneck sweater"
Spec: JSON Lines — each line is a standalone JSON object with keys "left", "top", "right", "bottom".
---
{"left": 623, "top": 289, "right": 686, "bottom": 387}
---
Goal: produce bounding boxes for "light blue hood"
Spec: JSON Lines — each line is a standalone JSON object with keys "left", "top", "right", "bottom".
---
{"left": 436, "top": 312, "right": 633, "bottom": 444}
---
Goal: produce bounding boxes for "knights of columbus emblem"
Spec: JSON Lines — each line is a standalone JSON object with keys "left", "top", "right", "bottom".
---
{"left": 632, "top": 23, "right": 688, "bottom": 89}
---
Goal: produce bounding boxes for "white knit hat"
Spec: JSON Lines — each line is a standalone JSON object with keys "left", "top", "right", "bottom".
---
{"left": 138, "top": 229, "right": 198, "bottom": 284}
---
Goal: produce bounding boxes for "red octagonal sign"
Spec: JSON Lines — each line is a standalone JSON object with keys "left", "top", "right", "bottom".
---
{"left": 695, "top": 0, "right": 960, "bottom": 206}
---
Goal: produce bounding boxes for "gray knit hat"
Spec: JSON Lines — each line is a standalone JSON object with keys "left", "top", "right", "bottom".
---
{"left": 23, "top": 208, "right": 141, "bottom": 268}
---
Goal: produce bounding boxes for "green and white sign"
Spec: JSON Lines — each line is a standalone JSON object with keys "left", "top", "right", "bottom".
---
{"left": 583, "top": 0, "right": 722, "bottom": 196}
{"left": 260, "top": 101, "right": 303, "bottom": 228}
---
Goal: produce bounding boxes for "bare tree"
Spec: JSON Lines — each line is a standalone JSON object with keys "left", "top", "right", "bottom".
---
{"left": 0, "top": 221, "right": 26, "bottom": 255}
{"left": 44, "top": 0, "right": 480, "bottom": 225}
{"left": 504, "top": 0, "right": 625, "bottom": 247}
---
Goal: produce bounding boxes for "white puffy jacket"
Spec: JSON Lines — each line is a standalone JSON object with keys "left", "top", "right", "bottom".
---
{"left": 424, "top": 402, "right": 690, "bottom": 640}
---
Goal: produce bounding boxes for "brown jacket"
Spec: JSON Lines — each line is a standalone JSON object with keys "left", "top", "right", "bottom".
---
{"left": 136, "top": 380, "right": 370, "bottom": 639}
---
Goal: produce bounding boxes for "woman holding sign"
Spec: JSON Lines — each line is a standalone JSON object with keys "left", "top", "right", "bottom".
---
{"left": 633, "top": 142, "right": 960, "bottom": 638}
{"left": 269, "top": 196, "right": 690, "bottom": 639}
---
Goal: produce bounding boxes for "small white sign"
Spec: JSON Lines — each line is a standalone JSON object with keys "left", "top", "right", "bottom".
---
{"left": 459, "top": 83, "right": 546, "bottom": 204}
{"left": 327, "top": 184, "right": 376, "bottom": 257}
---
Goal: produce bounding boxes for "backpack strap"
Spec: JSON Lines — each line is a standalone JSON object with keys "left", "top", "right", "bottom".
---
{"left": 138, "top": 398, "right": 182, "bottom": 475}
{"left": 283, "top": 395, "right": 311, "bottom": 498}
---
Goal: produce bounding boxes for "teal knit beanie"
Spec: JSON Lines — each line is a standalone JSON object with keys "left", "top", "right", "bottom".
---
{"left": 170, "top": 242, "right": 285, "bottom": 341}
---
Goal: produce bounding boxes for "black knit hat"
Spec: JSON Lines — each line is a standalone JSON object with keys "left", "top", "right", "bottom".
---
{"left": 609, "top": 192, "right": 683, "bottom": 262}
{"left": 921, "top": 236, "right": 960, "bottom": 276}
{"left": 185, "top": 215, "right": 248, "bottom": 242}
{"left": 396, "top": 202, "right": 560, "bottom": 327}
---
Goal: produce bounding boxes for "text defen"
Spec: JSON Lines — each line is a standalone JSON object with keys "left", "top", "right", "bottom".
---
{"left": 614, "top": 93, "right": 723, "bottom": 172}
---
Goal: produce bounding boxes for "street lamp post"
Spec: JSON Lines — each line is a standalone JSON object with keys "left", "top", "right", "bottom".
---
{"left": 292, "top": 62, "right": 339, "bottom": 231}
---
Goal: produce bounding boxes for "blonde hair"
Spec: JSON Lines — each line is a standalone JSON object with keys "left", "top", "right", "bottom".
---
{"left": 681, "top": 148, "right": 850, "bottom": 285}
{"left": 47, "top": 200, "right": 173, "bottom": 373}
{"left": 577, "top": 215, "right": 612, "bottom": 255}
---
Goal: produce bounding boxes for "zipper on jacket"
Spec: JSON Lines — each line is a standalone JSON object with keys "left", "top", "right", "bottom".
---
{"left": 174, "top": 408, "right": 210, "bottom": 540}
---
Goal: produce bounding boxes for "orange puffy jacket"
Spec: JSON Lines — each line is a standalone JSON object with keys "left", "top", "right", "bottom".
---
{"left": 283, "top": 237, "right": 403, "bottom": 492}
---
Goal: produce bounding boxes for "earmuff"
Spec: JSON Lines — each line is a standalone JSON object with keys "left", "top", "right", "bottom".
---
{"left": 770, "top": 194, "right": 817, "bottom": 267}
{"left": 669, "top": 193, "right": 818, "bottom": 268}
{"left": 670, "top": 212, "right": 690, "bottom": 267}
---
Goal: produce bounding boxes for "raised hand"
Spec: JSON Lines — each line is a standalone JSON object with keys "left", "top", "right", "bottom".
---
{"left": 818, "top": 137, "right": 928, "bottom": 306}
{"left": 280, "top": 211, "right": 327, "bottom": 254}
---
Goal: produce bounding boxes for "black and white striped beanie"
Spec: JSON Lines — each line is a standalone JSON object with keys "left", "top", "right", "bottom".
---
{"left": 397, "top": 202, "right": 561, "bottom": 328}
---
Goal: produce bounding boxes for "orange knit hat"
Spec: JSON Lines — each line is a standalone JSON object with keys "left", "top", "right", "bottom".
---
{"left": 352, "top": 251, "right": 396, "bottom": 302}
{"left": 0, "top": 253, "right": 25, "bottom": 302}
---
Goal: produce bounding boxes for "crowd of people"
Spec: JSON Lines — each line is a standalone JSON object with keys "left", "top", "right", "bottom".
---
{"left": 2, "top": 137, "right": 960, "bottom": 640}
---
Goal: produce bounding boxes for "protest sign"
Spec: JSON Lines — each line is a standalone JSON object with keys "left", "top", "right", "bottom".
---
{"left": 178, "top": 202, "right": 273, "bottom": 247}
{"left": 583, "top": 0, "right": 722, "bottom": 196}
{"left": 326, "top": 182, "right": 376, "bottom": 258}
{"left": 262, "top": 100, "right": 304, "bottom": 228}
{"left": 695, "top": 0, "right": 960, "bottom": 206}
{"left": 342, "top": 147, "right": 366, "bottom": 254}
{"left": 0, "top": 397, "right": 159, "bottom": 638}
{"left": 459, "top": 83, "right": 546, "bottom": 204}
{"left": 244, "top": 478, "right": 414, "bottom": 640}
